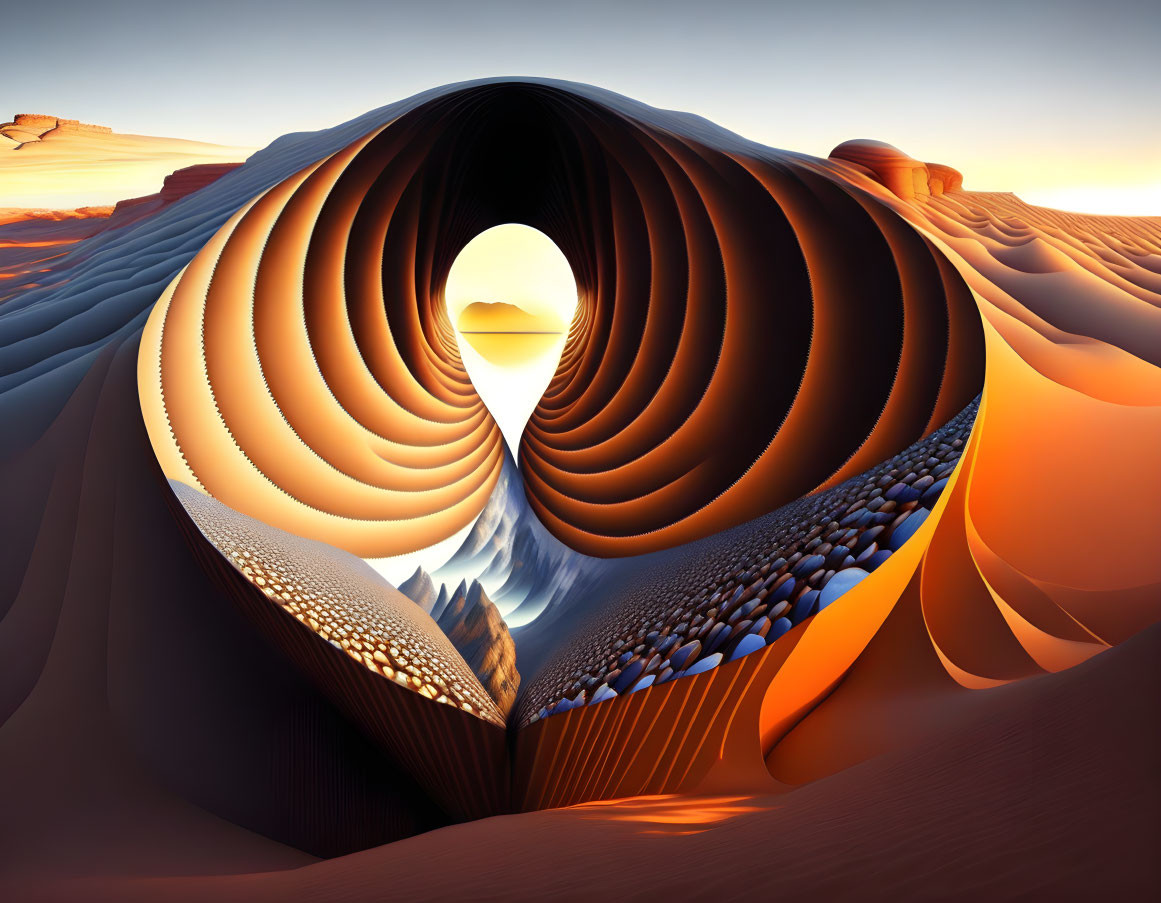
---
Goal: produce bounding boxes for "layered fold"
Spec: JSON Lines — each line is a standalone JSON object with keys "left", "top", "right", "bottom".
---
{"left": 141, "top": 83, "right": 985, "bottom": 559}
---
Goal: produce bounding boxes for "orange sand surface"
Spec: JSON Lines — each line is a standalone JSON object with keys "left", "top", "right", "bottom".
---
{"left": 1, "top": 114, "right": 1157, "bottom": 899}
{"left": 0, "top": 113, "right": 251, "bottom": 207}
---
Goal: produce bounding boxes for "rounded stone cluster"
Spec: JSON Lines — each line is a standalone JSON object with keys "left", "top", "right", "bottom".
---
{"left": 518, "top": 399, "right": 978, "bottom": 726}
{"left": 173, "top": 483, "right": 506, "bottom": 726}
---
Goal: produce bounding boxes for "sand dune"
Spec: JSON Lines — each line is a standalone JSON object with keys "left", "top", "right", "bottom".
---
{"left": 0, "top": 162, "right": 244, "bottom": 302}
{"left": 0, "top": 81, "right": 1157, "bottom": 900}
{"left": 0, "top": 112, "right": 251, "bottom": 207}
{"left": 18, "top": 618, "right": 1159, "bottom": 901}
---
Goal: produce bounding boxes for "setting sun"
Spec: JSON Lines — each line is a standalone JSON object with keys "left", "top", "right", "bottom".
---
{"left": 445, "top": 224, "right": 579, "bottom": 454}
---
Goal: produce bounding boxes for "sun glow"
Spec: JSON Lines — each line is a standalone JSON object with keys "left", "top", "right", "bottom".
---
{"left": 445, "top": 224, "right": 579, "bottom": 455}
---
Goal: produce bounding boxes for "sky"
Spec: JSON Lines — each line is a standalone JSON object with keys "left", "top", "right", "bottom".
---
{"left": 369, "top": 226, "right": 577, "bottom": 586}
{"left": 445, "top": 225, "right": 578, "bottom": 455}
{"left": 3, "top": 0, "right": 1160, "bottom": 214}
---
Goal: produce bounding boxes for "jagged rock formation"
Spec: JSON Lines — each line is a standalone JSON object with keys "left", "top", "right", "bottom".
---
{"left": 397, "top": 567, "right": 438, "bottom": 615}
{"left": 430, "top": 583, "right": 452, "bottom": 622}
{"left": 395, "top": 569, "right": 519, "bottom": 714}
{"left": 434, "top": 451, "right": 601, "bottom": 627}
{"left": 436, "top": 581, "right": 519, "bottom": 714}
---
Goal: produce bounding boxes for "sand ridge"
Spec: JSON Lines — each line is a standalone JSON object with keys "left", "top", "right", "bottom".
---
{"left": 0, "top": 112, "right": 251, "bottom": 208}
{"left": 0, "top": 81, "right": 1157, "bottom": 899}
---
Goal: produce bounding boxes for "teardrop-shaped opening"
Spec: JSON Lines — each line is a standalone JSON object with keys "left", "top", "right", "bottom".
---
{"left": 444, "top": 223, "right": 578, "bottom": 456}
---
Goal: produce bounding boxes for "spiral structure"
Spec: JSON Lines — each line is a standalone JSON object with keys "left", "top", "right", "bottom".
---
{"left": 140, "top": 83, "right": 985, "bottom": 558}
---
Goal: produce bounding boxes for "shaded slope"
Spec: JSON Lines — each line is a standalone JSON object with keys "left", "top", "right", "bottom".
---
{"left": 396, "top": 567, "right": 438, "bottom": 615}
{"left": 0, "top": 345, "right": 449, "bottom": 882}
{"left": 14, "top": 616, "right": 1160, "bottom": 901}
{"left": 0, "top": 80, "right": 1157, "bottom": 901}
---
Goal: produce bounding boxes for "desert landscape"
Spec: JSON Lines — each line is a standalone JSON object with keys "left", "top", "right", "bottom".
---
{"left": 0, "top": 112, "right": 249, "bottom": 207}
{"left": 1, "top": 74, "right": 1158, "bottom": 902}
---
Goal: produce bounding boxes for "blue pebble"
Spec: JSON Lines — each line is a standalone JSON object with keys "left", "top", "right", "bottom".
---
{"left": 819, "top": 567, "right": 871, "bottom": 608}
{"left": 769, "top": 617, "right": 792, "bottom": 639}
{"left": 790, "top": 589, "right": 820, "bottom": 623}
{"left": 684, "top": 652, "right": 723, "bottom": 676}
{"left": 729, "top": 633, "right": 766, "bottom": 661}
{"left": 887, "top": 508, "right": 930, "bottom": 551}
{"left": 885, "top": 483, "right": 920, "bottom": 503}
{"left": 613, "top": 659, "right": 645, "bottom": 693}
{"left": 792, "top": 554, "right": 826, "bottom": 576}
{"left": 854, "top": 526, "right": 884, "bottom": 551}
{"left": 670, "top": 641, "right": 701, "bottom": 671}
{"left": 920, "top": 478, "right": 949, "bottom": 508}
{"left": 824, "top": 545, "right": 851, "bottom": 568}
{"left": 590, "top": 684, "right": 617, "bottom": 705}
{"left": 704, "top": 622, "right": 730, "bottom": 655}
{"left": 771, "top": 576, "right": 796, "bottom": 602}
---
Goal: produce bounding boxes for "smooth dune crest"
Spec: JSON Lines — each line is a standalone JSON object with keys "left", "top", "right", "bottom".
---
{"left": 0, "top": 112, "right": 252, "bottom": 208}
{"left": 139, "top": 83, "right": 985, "bottom": 560}
{"left": 1, "top": 81, "right": 1160, "bottom": 894}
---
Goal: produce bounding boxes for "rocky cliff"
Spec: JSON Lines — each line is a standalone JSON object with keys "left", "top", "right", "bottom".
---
{"left": 2, "top": 114, "right": 113, "bottom": 142}
{"left": 437, "top": 581, "right": 519, "bottom": 715}
{"left": 0, "top": 162, "right": 243, "bottom": 299}
{"left": 397, "top": 567, "right": 438, "bottom": 615}
{"left": 433, "top": 451, "right": 603, "bottom": 628}
{"left": 397, "top": 571, "right": 519, "bottom": 714}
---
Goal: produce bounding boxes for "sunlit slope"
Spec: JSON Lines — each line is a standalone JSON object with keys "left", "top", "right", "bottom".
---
{"left": 0, "top": 113, "right": 251, "bottom": 207}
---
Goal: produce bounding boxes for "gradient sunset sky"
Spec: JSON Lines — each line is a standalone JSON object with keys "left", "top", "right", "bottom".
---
{"left": 5, "top": 0, "right": 1159, "bottom": 213}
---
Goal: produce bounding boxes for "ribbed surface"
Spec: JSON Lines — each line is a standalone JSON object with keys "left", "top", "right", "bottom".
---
{"left": 140, "top": 82, "right": 984, "bottom": 559}
{"left": 514, "top": 627, "right": 803, "bottom": 810}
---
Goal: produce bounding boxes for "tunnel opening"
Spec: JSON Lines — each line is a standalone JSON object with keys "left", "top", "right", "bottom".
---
{"left": 144, "top": 79, "right": 985, "bottom": 561}
{"left": 443, "top": 223, "right": 579, "bottom": 456}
